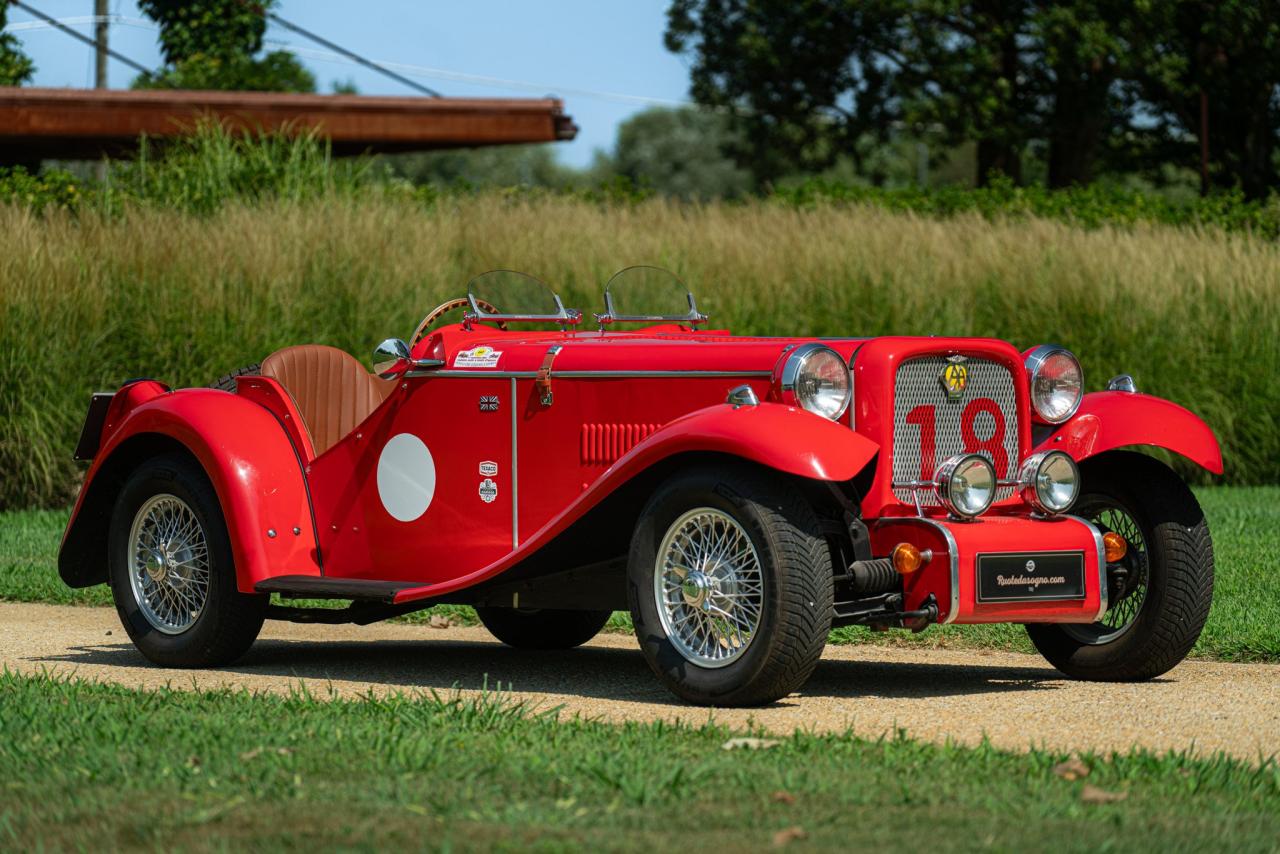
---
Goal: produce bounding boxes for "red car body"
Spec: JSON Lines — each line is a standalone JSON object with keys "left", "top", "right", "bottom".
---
{"left": 57, "top": 270, "right": 1222, "bottom": 704}
{"left": 61, "top": 329, "right": 1219, "bottom": 612}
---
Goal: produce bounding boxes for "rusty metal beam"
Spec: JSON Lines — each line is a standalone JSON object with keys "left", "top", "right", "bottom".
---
{"left": 0, "top": 87, "right": 577, "bottom": 162}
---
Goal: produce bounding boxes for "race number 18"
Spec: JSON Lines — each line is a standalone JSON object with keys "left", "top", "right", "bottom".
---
{"left": 904, "top": 399, "right": 1008, "bottom": 480}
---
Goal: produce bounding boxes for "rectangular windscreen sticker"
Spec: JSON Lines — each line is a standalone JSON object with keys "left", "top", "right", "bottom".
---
{"left": 479, "top": 461, "right": 498, "bottom": 477}
{"left": 454, "top": 346, "right": 502, "bottom": 368}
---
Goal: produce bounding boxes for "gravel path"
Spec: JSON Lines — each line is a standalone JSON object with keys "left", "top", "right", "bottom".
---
{"left": 3, "top": 602, "right": 1277, "bottom": 761}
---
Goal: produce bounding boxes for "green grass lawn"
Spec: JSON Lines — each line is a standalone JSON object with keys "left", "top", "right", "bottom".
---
{"left": 0, "top": 672, "right": 1277, "bottom": 851}
{"left": 3, "top": 486, "right": 1277, "bottom": 661}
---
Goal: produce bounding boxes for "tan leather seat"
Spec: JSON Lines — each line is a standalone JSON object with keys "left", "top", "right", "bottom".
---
{"left": 261, "top": 345, "right": 393, "bottom": 456}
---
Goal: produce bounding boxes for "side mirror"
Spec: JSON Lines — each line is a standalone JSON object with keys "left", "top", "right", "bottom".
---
{"left": 373, "top": 338, "right": 412, "bottom": 379}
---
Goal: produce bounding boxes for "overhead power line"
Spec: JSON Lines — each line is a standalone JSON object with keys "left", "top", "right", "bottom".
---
{"left": 1, "top": 14, "right": 153, "bottom": 33}
{"left": 274, "top": 41, "right": 695, "bottom": 108}
{"left": 263, "top": 12, "right": 441, "bottom": 98}
{"left": 7, "top": 1, "right": 151, "bottom": 76}
{"left": 3, "top": 10, "right": 702, "bottom": 111}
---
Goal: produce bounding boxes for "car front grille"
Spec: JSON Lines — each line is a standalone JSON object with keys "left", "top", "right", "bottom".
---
{"left": 891, "top": 355, "right": 1020, "bottom": 505}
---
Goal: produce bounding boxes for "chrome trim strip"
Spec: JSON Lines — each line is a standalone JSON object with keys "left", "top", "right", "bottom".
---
{"left": 558, "top": 370, "right": 772, "bottom": 379}
{"left": 418, "top": 369, "right": 772, "bottom": 380}
{"left": 1068, "top": 515, "right": 1108, "bottom": 621}
{"left": 877, "top": 517, "right": 960, "bottom": 624}
{"left": 510, "top": 377, "right": 519, "bottom": 549}
{"left": 418, "top": 370, "right": 540, "bottom": 378}
{"left": 922, "top": 519, "right": 962, "bottom": 624}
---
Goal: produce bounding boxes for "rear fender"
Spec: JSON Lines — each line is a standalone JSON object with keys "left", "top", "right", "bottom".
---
{"left": 59, "top": 385, "right": 320, "bottom": 592}
{"left": 1034, "top": 391, "right": 1223, "bottom": 474}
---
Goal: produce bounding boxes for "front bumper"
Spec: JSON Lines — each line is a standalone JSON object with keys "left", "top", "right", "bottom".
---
{"left": 870, "top": 515, "right": 1106, "bottom": 625}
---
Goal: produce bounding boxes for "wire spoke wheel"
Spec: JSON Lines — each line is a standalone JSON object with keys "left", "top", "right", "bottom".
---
{"left": 1026, "top": 452, "right": 1212, "bottom": 682}
{"left": 1064, "top": 499, "right": 1149, "bottom": 645}
{"left": 127, "top": 494, "right": 211, "bottom": 635}
{"left": 654, "top": 508, "right": 764, "bottom": 668}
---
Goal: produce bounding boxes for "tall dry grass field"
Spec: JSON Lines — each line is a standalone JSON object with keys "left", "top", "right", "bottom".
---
{"left": 2, "top": 195, "right": 1276, "bottom": 508}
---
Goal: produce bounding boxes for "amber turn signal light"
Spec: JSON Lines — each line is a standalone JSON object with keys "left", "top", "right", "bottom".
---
{"left": 892, "top": 543, "right": 931, "bottom": 575}
{"left": 1103, "top": 531, "right": 1127, "bottom": 563}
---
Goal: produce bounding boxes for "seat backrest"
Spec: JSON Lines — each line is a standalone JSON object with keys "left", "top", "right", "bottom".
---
{"left": 260, "top": 345, "right": 392, "bottom": 456}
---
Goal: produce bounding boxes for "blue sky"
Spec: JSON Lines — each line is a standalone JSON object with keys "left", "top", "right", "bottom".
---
{"left": 4, "top": 1, "right": 694, "bottom": 167}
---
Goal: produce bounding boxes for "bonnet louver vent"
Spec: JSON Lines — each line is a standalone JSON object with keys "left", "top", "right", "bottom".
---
{"left": 580, "top": 423, "right": 661, "bottom": 466}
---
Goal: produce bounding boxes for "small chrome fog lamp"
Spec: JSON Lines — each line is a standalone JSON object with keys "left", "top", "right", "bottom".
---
{"left": 1018, "top": 450, "right": 1079, "bottom": 515}
{"left": 934, "top": 453, "right": 997, "bottom": 519}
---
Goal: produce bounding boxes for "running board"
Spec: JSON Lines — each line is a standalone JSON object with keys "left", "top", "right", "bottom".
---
{"left": 255, "top": 576, "right": 423, "bottom": 604}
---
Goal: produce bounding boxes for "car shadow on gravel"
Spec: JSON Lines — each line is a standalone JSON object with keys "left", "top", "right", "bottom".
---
{"left": 33, "top": 636, "right": 1068, "bottom": 707}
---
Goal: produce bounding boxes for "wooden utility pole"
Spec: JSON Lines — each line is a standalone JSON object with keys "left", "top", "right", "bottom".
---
{"left": 94, "top": 0, "right": 108, "bottom": 180}
{"left": 1199, "top": 90, "right": 1210, "bottom": 197}
{"left": 94, "top": 0, "right": 108, "bottom": 89}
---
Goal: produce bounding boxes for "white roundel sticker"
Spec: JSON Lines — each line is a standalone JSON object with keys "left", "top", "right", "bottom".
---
{"left": 376, "top": 433, "right": 436, "bottom": 522}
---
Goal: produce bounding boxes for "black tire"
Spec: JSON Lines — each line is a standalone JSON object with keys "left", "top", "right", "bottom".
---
{"left": 210, "top": 363, "right": 261, "bottom": 392}
{"left": 627, "top": 465, "right": 833, "bottom": 707}
{"left": 475, "top": 607, "right": 613, "bottom": 650}
{"left": 1026, "top": 451, "right": 1214, "bottom": 681}
{"left": 108, "top": 453, "right": 268, "bottom": 667}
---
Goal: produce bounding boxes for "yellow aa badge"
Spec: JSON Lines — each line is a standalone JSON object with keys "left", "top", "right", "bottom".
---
{"left": 939, "top": 357, "right": 969, "bottom": 400}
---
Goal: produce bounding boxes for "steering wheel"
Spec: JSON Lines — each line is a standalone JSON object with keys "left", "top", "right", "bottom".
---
{"left": 410, "top": 297, "right": 507, "bottom": 346}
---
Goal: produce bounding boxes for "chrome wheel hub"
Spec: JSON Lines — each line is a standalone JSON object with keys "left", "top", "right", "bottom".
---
{"left": 1064, "top": 501, "right": 1149, "bottom": 645}
{"left": 143, "top": 550, "right": 167, "bottom": 583}
{"left": 654, "top": 508, "right": 763, "bottom": 668}
{"left": 682, "top": 570, "right": 712, "bottom": 608}
{"left": 127, "top": 494, "right": 210, "bottom": 635}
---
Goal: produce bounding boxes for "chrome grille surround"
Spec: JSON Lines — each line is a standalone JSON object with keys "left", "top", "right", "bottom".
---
{"left": 892, "top": 355, "right": 1021, "bottom": 506}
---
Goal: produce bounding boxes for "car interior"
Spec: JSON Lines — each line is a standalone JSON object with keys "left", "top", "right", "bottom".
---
{"left": 258, "top": 345, "right": 392, "bottom": 456}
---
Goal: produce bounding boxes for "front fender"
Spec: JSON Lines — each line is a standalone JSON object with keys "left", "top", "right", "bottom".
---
{"left": 624, "top": 401, "right": 880, "bottom": 482}
{"left": 59, "top": 386, "right": 320, "bottom": 592}
{"left": 391, "top": 402, "right": 879, "bottom": 604}
{"left": 1034, "top": 391, "right": 1223, "bottom": 474}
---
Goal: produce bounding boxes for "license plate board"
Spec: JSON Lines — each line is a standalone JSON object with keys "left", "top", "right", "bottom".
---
{"left": 976, "top": 551, "right": 1086, "bottom": 603}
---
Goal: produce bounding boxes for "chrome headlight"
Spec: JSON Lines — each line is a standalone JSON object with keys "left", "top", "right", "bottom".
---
{"left": 1025, "top": 345, "right": 1083, "bottom": 424}
{"left": 934, "top": 453, "right": 997, "bottom": 518}
{"left": 1018, "top": 450, "right": 1079, "bottom": 514}
{"left": 779, "top": 344, "right": 851, "bottom": 420}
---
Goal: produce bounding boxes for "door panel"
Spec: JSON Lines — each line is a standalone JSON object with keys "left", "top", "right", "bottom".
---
{"left": 307, "top": 377, "right": 513, "bottom": 583}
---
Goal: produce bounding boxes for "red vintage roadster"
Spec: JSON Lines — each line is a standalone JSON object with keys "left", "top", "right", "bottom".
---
{"left": 59, "top": 268, "right": 1221, "bottom": 705}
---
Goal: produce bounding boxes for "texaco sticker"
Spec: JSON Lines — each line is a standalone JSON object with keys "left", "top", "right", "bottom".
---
{"left": 454, "top": 346, "right": 502, "bottom": 368}
{"left": 478, "top": 461, "right": 498, "bottom": 477}
{"left": 478, "top": 478, "right": 499, "bottom": 503}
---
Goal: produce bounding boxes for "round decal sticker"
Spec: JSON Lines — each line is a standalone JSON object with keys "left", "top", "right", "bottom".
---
{"left": 376, "top": 433, "right": 436, "bottom": 522}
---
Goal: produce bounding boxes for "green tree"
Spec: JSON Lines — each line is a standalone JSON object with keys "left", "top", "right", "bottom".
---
{"left": 666, "top": 0, "right": 904, "bottom": 184}
{"left": 893, "top": 1, "right": 1038, "bottom": 185}
{"left": 134, "top": 0, "right": 314, "bottom": 92}
{"left": 0, "top": 3, "right": 35, "bottom": 86}
{"left": 390, "top": 145, "right": 577, "bottom": 189}
{"left": 1032, "top": 1, "right": 1137, "bottom": 188}
{"left": 601, "top": 107, "right": 753, "bottom": 199}
{"left": 895, "top": 1, "right": 1142, "bottom": 188}
{"left": 1127, "top": 1, "right": 1280, "bottom": 199}
{"left": 665, "top": 1, "right": 1154, "bottom": 188}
